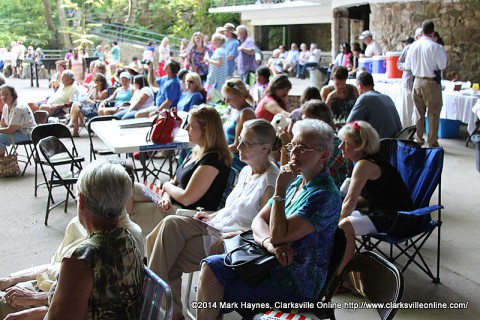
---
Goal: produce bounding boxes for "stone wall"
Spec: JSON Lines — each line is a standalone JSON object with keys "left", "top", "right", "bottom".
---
{"left": 369, "top": 0, "right": 480, "bottom": 82}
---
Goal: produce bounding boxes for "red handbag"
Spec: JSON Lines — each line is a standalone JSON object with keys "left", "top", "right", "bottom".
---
{"left": 147, "top": 107, "right": 183, "bottom": 144}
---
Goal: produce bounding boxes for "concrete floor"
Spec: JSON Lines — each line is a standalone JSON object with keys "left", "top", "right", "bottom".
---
{"left": 1, "top": 78, "right": 479, "bottom": 319}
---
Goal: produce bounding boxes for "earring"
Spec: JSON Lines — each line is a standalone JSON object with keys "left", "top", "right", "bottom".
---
{"left": 318, "top": 163, "right": 323, "bottom": 169}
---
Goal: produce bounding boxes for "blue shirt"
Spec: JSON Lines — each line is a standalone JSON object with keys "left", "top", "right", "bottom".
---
{"left": 224, "top": 38, "right": 239, "bottom": 77}
{"left": 177, "top": 91, "right": 204, "bottom": 112}
{"left": 266, "top": 171, "right": 341, "bottom": 300}
{"left": 155, "top": 76, "right": 182, "bottom": 107}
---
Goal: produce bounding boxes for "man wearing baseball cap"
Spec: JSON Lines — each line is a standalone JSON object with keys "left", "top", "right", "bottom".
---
{"left": 359, "top": 30, "right": 382, "bottom": 57}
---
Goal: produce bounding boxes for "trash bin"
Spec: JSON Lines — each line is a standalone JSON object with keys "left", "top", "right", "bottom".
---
{"left": 472, "top": 134, "right": 480, "bottom": 173}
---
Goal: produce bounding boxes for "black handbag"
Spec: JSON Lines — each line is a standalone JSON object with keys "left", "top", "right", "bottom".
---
{"left": 223, "top": 230, "right": 279, "bottom": 288}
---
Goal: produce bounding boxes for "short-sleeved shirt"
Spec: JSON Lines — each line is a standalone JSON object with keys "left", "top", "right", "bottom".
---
{"left": 110, "top": 45, "right": 120, "bottom": 63}
{"left": 114, "top": 86, "right": 133, "bottom": 106}
{"left": 237, "top": 36, "right": 257, "bottom": 75}
{"left": 224, "top": 38, "right": 239, "bottom": 76}
{"left": 265, "top": 171, "right": 341, "bottom": 300}
{"left": 155, "top": 76, "right": 182, "bottom": 107}
{"left": 49, "top": 227, "right": 144, "bottom": 320}
{"left": 131, "top": 86, "right": 154, "bottom": 110}
{"left": 46, "top": 83, "right": 78, "bottom": 105}
{"left": 174, "top": 151, "right": 230, "bottom": 210}
{"left": 188, "top": 46, "right": 213, "bottom": 77}
{"left": 206, "top": 47, "right": 228, "bottom": 91}
{"left": 1, "top": 100, "right": 36, "bottom": 136}
{"left": 177, "top": 91, "right": 204, "bottom": 113}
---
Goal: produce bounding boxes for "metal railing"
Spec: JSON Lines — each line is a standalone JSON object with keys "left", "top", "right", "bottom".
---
{"left": 86, "top": 19, "right": 183, "bottom": 55}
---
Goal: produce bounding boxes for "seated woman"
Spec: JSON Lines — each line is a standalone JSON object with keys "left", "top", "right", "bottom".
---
{"left": 0, "top": 158, "right": 143, "bottom": 319}
{"left": 337, "top": 121, "right": 413, "bottom": 272}
{"left": 268, "top": 49, "right": 286, "bottom": 76}
{"left": 196, "top": 119, "right": 342, "bottom": 319}
{"left": 68, "top": 73, "right": 109, "bottom": 136}
{"left": 4, "top": 160, "right": 144, "bottom": 320}
{"left": 281, "top": 99, "right": 351, "bottom": 189}
{"left": 255, "top": 74, "right": 292, "bottom": 122}
{"left": 114, "top": 74, "right": 154, "bottom": 120}
{"left": 147, "top": 119, "right": 280, "bottom": 320}
{"left": 127, "top": 105, "right": 232, "bottom": 235}
{"left": 177, "top": 72, "right": 204, "bottom": 113}
{"left": 320, "top": 66, "right": 359, "bottom": 122}
{"left": 98, "top": 72, "right": 133, "bottom": 116}
{"left": 222, "top": 79, "right": 256, "bottom": 172}
{"left": 0, "top": 85, "right": 36, "bottom": 158}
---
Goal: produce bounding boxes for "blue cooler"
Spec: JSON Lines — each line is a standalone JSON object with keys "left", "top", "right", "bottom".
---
{"left": 425, "top": 117, "right": 461, "bottom": 138}
{"left": 372, "top": 56, "right": 387, "bottom": 74}
{"left": 358, "top": 58, "right": 373, "bottom": 73}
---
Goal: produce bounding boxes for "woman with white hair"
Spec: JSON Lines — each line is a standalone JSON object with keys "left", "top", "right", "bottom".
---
{"left": 206, "top": 33, "right": 228, "bottom": 93}
{"left": 10, "top": 160, "right": 144, "bottom": 319}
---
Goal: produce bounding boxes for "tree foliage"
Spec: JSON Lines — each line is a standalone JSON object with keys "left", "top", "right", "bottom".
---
{"left": 0, "top": 0, "right": 239, "bottom": 49}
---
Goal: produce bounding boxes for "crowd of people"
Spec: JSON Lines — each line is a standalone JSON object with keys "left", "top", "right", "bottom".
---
{"left": 0, "top": 18, "right": 448, "bottom": 320}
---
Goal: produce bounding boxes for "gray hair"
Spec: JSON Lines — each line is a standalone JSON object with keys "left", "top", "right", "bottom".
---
{"left": 236, "top": 25, "right": 248, "bottom": 35}
{"left": 292, "top": 118, "right": 334, "bottom": 157}
{"left": 77, "top": 160, "right": 133, "bottom": 220}
{"left": 63, "top": 69, "right": 75, "bottom": 81}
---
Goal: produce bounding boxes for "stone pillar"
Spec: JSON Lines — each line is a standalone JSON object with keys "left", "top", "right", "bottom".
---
{"left": 332, "top": 8, "right": 349, "bottom": 62}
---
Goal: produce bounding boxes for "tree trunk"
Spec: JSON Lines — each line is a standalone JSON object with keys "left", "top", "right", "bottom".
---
{"left": 42, "top": 0, "right": 58, "bottom": 48}
{"left": 56, "top": 0, "right": 72, "bottom": 49}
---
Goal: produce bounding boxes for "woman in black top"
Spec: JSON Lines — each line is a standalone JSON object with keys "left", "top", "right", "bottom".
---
{"left": 337, "top": 121, "right": 413, "bottom": 272}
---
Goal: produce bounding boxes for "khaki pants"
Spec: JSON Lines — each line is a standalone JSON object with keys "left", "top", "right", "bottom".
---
{"left": 0, "top": 281, "right": 37, "bottom": 318}
{"left": 146, "top": 215, "right": 208, "bottom": 314}
{"left": 413, "top": 78, "right": 443, "bottom": 146}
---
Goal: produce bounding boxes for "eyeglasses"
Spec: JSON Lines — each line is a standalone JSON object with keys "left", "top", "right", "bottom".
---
{"left": 186, "top": 80, "right": 194, "bottom": 83}
{"left": 238, "top": 136, "right": 263, "bottom": 148}
{"left": 285, "top": 143, "right": 322, "bottom": 154}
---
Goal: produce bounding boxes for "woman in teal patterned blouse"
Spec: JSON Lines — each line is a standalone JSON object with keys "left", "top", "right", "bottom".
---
{"left": 196, "top": 119, "right": 342, "bottom": 319}
{"left": 20, "top": 160, "right": 144, "bottom": 320}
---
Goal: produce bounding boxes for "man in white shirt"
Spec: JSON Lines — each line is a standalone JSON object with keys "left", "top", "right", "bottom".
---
{"left": 359, "top": 30, "right": 382, "bottom": 57}
{"left": 405, "top": 20, "right": 447, "bottom": 147}
{"left": 284, "top": 43, "right": 299, "bottom": 73}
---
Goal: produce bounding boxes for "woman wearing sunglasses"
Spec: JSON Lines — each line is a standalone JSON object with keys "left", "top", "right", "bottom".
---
{"left": 177, "top": 72, "right": 205, "bottom": 113}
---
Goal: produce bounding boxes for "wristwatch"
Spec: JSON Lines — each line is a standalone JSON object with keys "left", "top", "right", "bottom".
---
{"left": 272, "top": 195, "right": 286, "bottom": 202}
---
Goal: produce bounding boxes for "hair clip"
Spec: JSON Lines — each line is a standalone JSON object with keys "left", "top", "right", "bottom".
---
{"left": 349, "top": 121, "right": 361, "bottom": 131}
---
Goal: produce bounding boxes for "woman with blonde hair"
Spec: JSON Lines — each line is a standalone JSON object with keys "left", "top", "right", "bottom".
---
{"left": 158, "top": 37, "right": 171, "bottom": 77}
{"left": 177, "top": 72, "right": 204, "bottom": 112}
{"left": 222, "top": 78, "right": 256, "bottom": 171}
{"left": 338, "top": 121, "right": 413, "bottom": 272}
{"left": 206, "top": 33, "right": 228, "bottom": 92}
{"left": 188, "top": 32, "right": 212, "bottom": 82}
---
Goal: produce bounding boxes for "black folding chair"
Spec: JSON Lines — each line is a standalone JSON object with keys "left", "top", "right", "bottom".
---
{"left": 340, "top": 252, "right": 404, "bottom": 320}
{"left": 31, "top": 123, "right": 85, "bottom": 197}
{"left": 86, "top": 115, "right": 120, "bottom": 161}
{"left": 37, "top": 136, "right": 83, "bottom": 225}
{"left": 394, "top": 125, "right": 417, "bottom": 140}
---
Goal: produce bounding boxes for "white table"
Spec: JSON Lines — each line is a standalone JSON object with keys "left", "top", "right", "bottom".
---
{"left": 91, "top": 118, "right": 191, "bottom": 179}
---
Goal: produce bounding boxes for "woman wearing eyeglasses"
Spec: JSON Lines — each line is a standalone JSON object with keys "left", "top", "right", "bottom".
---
{"left": 255, "top": 74, "right": 292, "bottom": 122}
{"left": 337, "top": 121, "right": 413, "bottom": 273}
{"left": 196, "top": 119, "right": 342, "bottom": 319}
{"left": 221, "top": 79, "right": 256, "bottom": 172}
{"left": 146, "top": 119, "right": 280, "bottom": 320}
{"left": 177, "top": 72, "right": 205, "bottom": 113}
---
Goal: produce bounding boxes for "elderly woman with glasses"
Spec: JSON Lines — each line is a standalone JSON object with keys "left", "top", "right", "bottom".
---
{"left": 8, "top": 160, "right": 144, "bottom": 320}
{"left": 196, "top": 119, "right": 342, "bottom": 319}
{"left": 337, "top": 121, "right": 413, "bottom": 272}
{"left": 177, "top": 72, "right": 204, "bottom": 113}
{"left": 146, "top": 119, "right": 280, "bottom": 320}
{"left": 222, "top": 78, "right": 256, "bottom": 171}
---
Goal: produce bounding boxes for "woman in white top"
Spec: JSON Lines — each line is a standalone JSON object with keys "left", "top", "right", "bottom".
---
{"left": 146, "top": 119, "right": 281, "bottom": 320}
{"left": 0, "top": 85, "right": 36, "bottom": 157}
{"left": 114, "top": 75, "right": 154, "bottom": 120}
{"left": 158, "top": 37, "right": 170, "bottom": 77}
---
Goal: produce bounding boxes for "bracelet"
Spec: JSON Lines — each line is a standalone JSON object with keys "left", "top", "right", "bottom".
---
{"left": 261, "top": 236, "right": 271, "bottom": 248}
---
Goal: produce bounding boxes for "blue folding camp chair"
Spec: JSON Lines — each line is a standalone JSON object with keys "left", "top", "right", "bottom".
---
{"left": 357, "top": 139, "right": 444, "bottom": 283}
